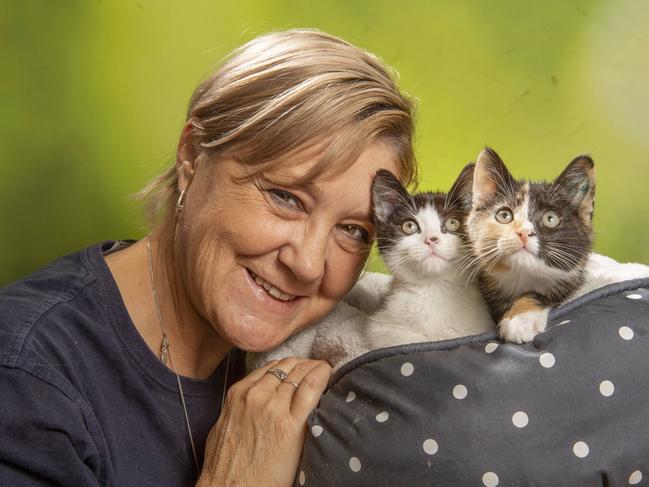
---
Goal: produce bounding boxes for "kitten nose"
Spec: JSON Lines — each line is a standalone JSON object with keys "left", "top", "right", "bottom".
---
{"left": 425, "top": 236, "right": 439, "bottom": 246}
{"left": 516, "top": 229, "right": 536, "bottom": 243}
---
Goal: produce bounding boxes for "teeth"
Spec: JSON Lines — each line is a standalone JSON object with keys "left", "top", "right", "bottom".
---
{"left": 249, "top": 270, "right": 296, "bottom": 301}
{"left": 268, "top": 287, "right": 282, "bottom": 299}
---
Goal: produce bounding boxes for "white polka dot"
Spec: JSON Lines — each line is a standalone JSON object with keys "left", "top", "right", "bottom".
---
{"left": 482, "top": 471, "right": 499, "bottom": 487}
{"left": 349, "top": 457, "right": 361, "bottom": 472}
{"left": 299, "top": 470, "right": 306, "bottom": 485}
{"left": 375, "top": 411, "right": 389, "bottom": 423}
{"left": 512, "top": 411, "right": 529, "bottom": 428}
{"left": 401, "top": 362, "right": 414, "bottom": 376}
{"left": 453, "top": 384, "right": 468, "bottom": 400}
{"left": 311, "top": 425, "right": 323, "bottom": 438}
{"left": 558, "top": 320, "right": 571, "bottom": 326}
{"left": 627, "top": 294, "right": 643, "bottom": 300}
{"left": 485, "top": 342, "right": 499, "bottom": 353}
{"left": 539, "top": 352, "right": 556, "bottom": 368}
{"left": 599, "top": 380, "right": 615, "bottom": 397}
{"left": 422, "top": 438, "right": 438, "bottom": 455}
{"left": 619, "top": 326, "right": 635, "bottom": 340}
{"left": 573, "top": 441, "right": 589, "bottom": 458}
{"left": 346, "top": 391, "right": 356, "bottom": 403}
{"left": 629, "top": 470, "right": 643, "bottom": 485}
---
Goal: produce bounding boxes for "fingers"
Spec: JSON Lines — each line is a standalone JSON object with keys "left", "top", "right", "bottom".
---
{"left": 252, "top": 357, "right": 303, "bottom": 393}
{"left": 228, "top": 356, "right": 331, "bottom": 422}
{"left": 223, "top": 359, "right": 281, "bottom": 403}
{"left": 275, "top": 360, "right": 323, "bottom": 395}
{"left": 290, "top": 362, "right": 332, "bottom": 419}
{"left": 237, "top": 358, "right": 280, "bottom": 385}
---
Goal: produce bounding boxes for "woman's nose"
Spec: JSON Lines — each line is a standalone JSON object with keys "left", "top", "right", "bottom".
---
{"left": 278, "top": 223, "right": 328, "bottom": 283}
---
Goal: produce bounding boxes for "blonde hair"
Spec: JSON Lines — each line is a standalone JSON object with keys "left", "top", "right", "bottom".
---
{"left": 142, "top": 28, "right": 417, "bottom": 221}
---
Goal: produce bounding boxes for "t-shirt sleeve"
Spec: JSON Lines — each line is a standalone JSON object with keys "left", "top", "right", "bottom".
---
{"left": 0, "top": 366, "right": 102, "bottom": 486}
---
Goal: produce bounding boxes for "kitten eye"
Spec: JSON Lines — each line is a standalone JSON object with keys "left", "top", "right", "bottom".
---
{"left": 444, "top": 217, "right": 461, "bottom": 233}
{"left": 542, "top": 210, "right": 561, "bottom": 228}
{"left": 401, "top": 219, "right": 419, "bottom": 235}
{"left": 495, "top": 207, "right": 513, "bottom": 224}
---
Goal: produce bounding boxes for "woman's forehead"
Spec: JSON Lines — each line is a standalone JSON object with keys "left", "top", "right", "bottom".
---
{"left": 273, "top": 141, "right": 400, "bottom": 219}
{"left": 266, "top": 139, "right": 399, "bottom": 185}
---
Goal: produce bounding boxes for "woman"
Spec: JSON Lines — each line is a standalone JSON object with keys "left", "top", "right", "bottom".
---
{"left": 0, "top": 29, "right": 416, "bottom": 486}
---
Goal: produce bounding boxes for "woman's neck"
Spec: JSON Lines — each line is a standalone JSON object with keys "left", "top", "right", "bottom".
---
{"left": 105, "top": 233, "right": 231, "bottom": 379}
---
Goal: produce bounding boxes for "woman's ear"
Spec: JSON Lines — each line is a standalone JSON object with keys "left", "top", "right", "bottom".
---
{"left": 176, "top": 121, "right": 197, "bottom": 193}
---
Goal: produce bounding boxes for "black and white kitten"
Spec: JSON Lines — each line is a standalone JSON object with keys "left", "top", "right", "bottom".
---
{"left": 366, "top": 167, "right": 494, "bottom": 349}
{"left": 467, "top": 148, "right": 596, "bottom": 343}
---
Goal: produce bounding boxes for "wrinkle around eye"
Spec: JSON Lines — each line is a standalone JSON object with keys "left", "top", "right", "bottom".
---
{"left": 268, "top": 188, "right": 304, "bottom": 211}
{"left": 338, "top": 223, "right": 370, "bottom": 243}
{"left": 334, "top": 225, "right": 372, "bottom": 255}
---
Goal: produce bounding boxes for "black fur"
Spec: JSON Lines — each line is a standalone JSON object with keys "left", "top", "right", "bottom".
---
{"left": 469, "top": 148, "right": 596, "bottom": 321}
{"left": 372, "top": 168, "right": 472, "bottom": 257}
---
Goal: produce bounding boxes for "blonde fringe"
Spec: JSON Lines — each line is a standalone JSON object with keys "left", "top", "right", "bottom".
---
{"left": 138, "top": 29, "right": 417, "bottom": 227}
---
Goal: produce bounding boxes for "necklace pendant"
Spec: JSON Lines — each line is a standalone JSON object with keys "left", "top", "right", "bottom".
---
{"left": 160, "top": 334, "right": 169, "bottom": 365}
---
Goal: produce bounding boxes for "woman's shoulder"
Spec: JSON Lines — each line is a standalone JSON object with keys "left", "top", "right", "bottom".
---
{"left": 0, "top": 242, "right": 117, "bottom": 366}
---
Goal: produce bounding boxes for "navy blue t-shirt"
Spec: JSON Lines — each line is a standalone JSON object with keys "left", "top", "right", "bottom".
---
{"left": 0, "top": 242, "right": 246, "bottom": 486}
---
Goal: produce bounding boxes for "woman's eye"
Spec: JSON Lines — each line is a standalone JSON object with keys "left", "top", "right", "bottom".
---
{"left": 269, "top": 189, "right": 302, "bottom": 210}
{"left": 542, "top": 210, "right": 561, "bottom": 228}
{"left": 339, "top": 224, "right": 370, "bottom": 243}
{"left": 445, "top": 217, "right": 461, "bottom": 233}
{"left": 495, "top": 207, "right": 513, "bottom": 224}
{"left": 401, "top": 219, "right": 419, "bottom": 235}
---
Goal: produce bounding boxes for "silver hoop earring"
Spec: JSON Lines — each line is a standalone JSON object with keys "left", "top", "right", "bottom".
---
{"left": 175, "top": 189, "right": 186, "bottom": 217}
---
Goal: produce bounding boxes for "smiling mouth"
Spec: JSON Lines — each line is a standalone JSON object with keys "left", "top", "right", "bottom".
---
{"left": 247, "top": 269, "right": 297, "bottom": 302}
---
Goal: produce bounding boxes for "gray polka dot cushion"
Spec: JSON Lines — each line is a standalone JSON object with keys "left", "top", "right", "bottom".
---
{"left": 295, "top": 279, "right": 649, "bottom": 487}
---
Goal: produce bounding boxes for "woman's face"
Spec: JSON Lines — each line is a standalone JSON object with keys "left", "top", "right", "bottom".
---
{"left": 178, "top": 141, "right": 400, "bottom": 352}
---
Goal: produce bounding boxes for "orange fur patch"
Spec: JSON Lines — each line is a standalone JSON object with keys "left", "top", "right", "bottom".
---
{"left": 503, "top": 296, "right": 543, "bottom": 320}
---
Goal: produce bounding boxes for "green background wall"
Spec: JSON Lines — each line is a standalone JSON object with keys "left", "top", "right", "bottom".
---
{"left": 1, "top": 0, "right": 648, "bottom": 284}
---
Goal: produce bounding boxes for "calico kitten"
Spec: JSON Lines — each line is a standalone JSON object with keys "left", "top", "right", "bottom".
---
{"left": 467, "top": 148, "right": 595, "bottom": 343}
{"left": 366, "top": 167, "right": 494, "bottom": 350}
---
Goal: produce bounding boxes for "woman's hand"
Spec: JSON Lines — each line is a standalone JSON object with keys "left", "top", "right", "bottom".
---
{"left": 197, "top": 357, "right": 332, "bottom": 487}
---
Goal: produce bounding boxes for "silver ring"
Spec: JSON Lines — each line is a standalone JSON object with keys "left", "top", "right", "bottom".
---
{"left": 266, "top": 367, "right": 288, "bottom": 382}
{"left": 284, "top": 380, "right": 300, "bottom": 389}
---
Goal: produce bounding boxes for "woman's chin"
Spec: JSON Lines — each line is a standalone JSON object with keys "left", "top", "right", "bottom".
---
{"left": 225, "top": 320, "right": 292, "bottom": 353}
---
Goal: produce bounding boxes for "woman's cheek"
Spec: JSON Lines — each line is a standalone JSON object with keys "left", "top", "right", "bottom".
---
{"left": 324, "top": 249, "right": 367, "bottom": 298}
{"left": 188, "top": 231, "right": 227, "bottom": 314}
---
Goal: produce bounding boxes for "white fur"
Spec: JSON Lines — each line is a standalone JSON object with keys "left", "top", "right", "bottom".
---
{"left": 248, "top": 272, "right": 390, "bottom": 371}
{"left": 249, "top": 253, "right": 649, "bottom": 372}
{"left": 499, "top": 307, "right": 550, "bottom": 344}
{"left": 497, "top": 253, "right": 649, "bottom": 343}
{"left": 496, "top": 251, "right": 582, "bottom": 301}
{"left": 383, "top": 206, "right": 460, "bottom": 282}
{"left": 570, "top": 253, "right": 649, "bottom": 297}
{"left": 368, "top": 277, "right": 494, "bottom": 350}
{"left": 369, "top": 205, "right": 494, "bottom": 348}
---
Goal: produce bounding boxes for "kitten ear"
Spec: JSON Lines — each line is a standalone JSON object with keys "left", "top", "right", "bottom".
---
{"left": 372, "top": 169, "right": 411, "bottom": 224}
{"left": 472, "top": 147, "right": 515, "bottom": 207}
{"left": 446, "top": 163, "right": 475, "bottom": 211}
{"left": 554, "top": 155, "right": 596, "bottom": 224}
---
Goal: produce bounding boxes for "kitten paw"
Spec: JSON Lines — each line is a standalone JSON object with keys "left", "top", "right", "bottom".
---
{"left": 498, "top": 308, "right": 549, "bottom": 344}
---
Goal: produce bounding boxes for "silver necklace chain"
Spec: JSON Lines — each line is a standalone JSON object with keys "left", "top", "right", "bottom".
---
{"left": 146, "top": 236, "right": 231, "bottom": 474}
